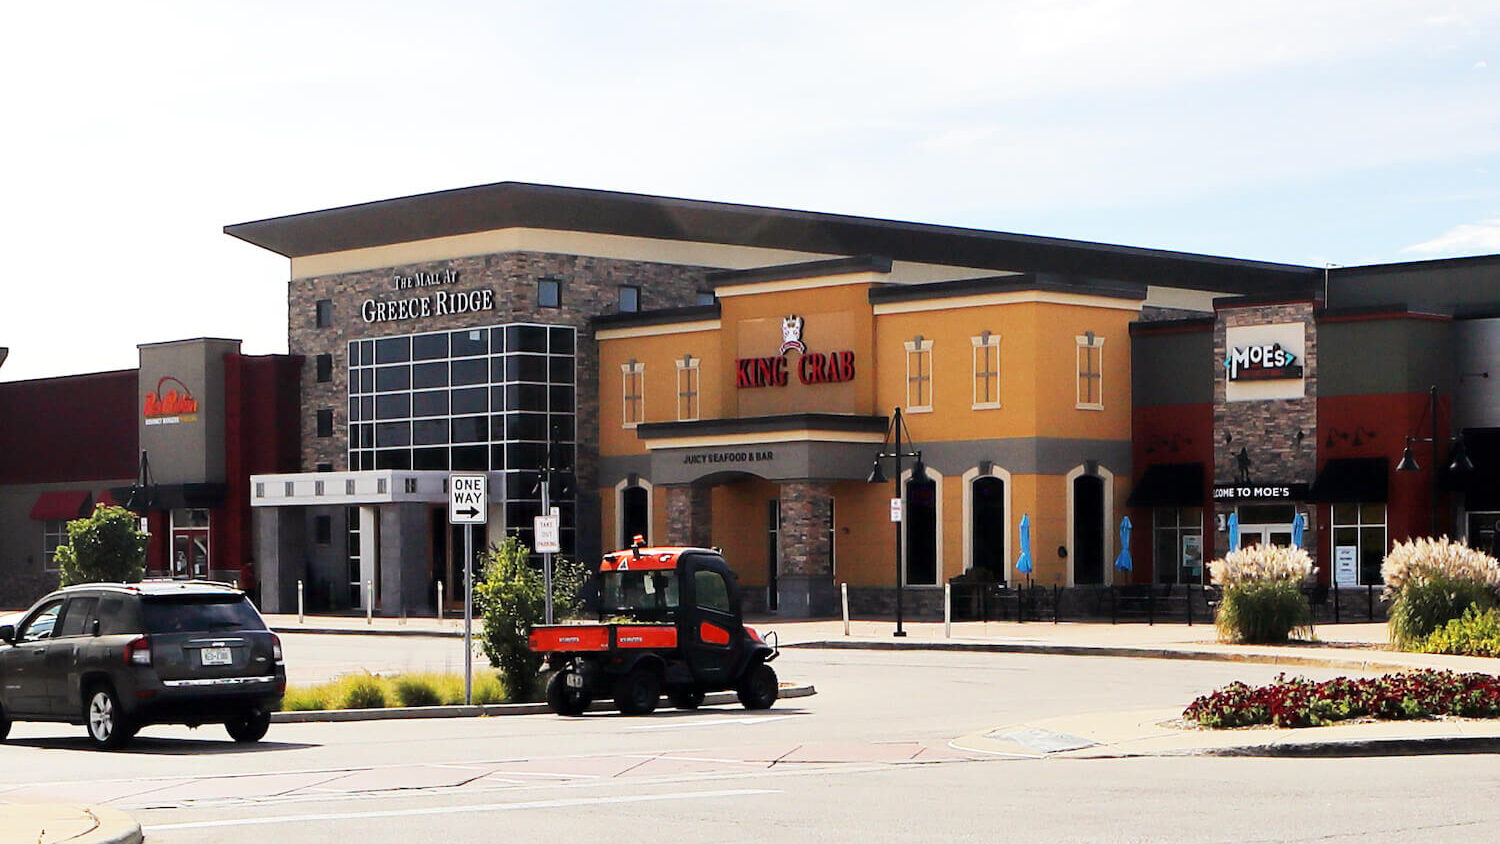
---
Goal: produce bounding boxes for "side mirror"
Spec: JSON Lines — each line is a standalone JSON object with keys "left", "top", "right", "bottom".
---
{"left": 0, "top": 624, "right": 14, "bottom": 644}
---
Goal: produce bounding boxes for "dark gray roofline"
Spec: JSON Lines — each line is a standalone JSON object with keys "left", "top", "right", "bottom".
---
{"left": 705, "top": 255, "right": 892, "bottom": 288}
{"left": 592, "top": 303, "right": 721, "bottom": 330}
{"left": 223, "top": 182, "right": 1318, "bottom": 294}
{"left": 869, "top": 273, "right": 1147, "bottom": 305}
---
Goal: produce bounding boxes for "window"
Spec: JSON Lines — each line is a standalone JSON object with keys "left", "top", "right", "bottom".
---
{"left": 1154, "top": 507, "right": 1204, "bottom": 585}
{"left": 316, "top": 409, "right": 334, "bottom": 438}
{"left": 315, "top": 515, "right": 332, "bottom": 545}
{"left": 43, "top": 520, "right": 67, "bottom": 571}
{"left": 316, "top": 354, "right": 333, "bottom": 383}
{"left": 695, "top": 569, "right": 731, "bottom": 613}
{"left": 538, "top": 278, "right": 560, "bottom": 309}
{"left": 1333, "top": 503, "right": 1387, "bottom": 585}
{"left": 315, "top": 299, "right": 333, "bottom": 328}
{"left": 676, "top": 355, "right": 700, "bottom": 421}
{"left": 972, "top": 332, "right": 1000, "bottom": 409}
{"left": 696, "top": 289, "right": 716, "bottom": 306}
{"left": 618, "top": 285, "right": 641, "bottom": 313}
{"left": 19, "top": 600, "right": 63, "bottom": 642}
{"left": 58, "top": 597, "right": 98, "bottom": 638}
{"left": 622, "top": 360, "right": 644, "bottom": 427}
{"left": 1076, "top": 334, "right": 1104, "bottom": 410}
{"left": 904, "top": 336, "right": 933, "bottom": 412}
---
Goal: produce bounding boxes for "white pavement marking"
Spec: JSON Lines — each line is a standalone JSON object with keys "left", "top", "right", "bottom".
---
{"left": 142, "top": 788, "right": 780, "bottom": 831}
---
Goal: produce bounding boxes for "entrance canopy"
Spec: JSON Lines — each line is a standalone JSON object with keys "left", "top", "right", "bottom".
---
{"left": 1126, "top": 462, "right": 1204, "bottom": 508}
{"left": 1307, "top": 457, "right": 1388, "bottom": 503}
{"left": 635, "top": 413, "right": 888, "bottom": 484}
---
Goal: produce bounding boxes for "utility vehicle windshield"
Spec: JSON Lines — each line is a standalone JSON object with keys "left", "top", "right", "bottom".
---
{"left": 599, "top": 570, "right": 679, "bottom": 618}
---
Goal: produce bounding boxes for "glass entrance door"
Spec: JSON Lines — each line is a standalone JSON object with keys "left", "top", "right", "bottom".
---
{"left": 1239, "top": 525, "right": 1293, "bottom": 549}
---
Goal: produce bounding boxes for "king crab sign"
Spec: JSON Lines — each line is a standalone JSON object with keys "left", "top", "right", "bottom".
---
{"left": 779, "top": 314, "right": 807, "bottom": 355}
{"left": 737, "top": 314, "right": 856, "bottom": 388}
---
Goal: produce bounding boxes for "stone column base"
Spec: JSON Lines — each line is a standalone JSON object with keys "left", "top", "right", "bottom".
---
{"left": 774, "top": 575, "right": 838, "bottom": 617}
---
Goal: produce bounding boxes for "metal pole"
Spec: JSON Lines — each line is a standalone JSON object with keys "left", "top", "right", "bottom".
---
{"left": 464, "top": 524, "right": 473, "bottom": 705}
{"left": 366, "top": 581, "right": 373, "bottom": 625}
{"left": 1430, "top": 385, "right": 1440, "bottom": 538}
{"left": 297, "top": 580, "right": 304, "bottom": 624}
{"left": 437, "top": 581, "right": 444, "bottom": 622}
{"left": 841, "top": 582, "right": 850, "bottom": 636}
{"left": 894, "top": 408, "right": 906, "bottom": 638}
{"left": 542, "top": 477, "right": 554, "bottom": 625}
{"left": 943, "top": 582, "right": 951, "bottom": 638}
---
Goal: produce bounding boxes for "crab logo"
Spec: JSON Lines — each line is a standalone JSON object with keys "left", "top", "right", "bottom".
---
{"left": 779, "top": 314, "right": 806, "bottom": 356}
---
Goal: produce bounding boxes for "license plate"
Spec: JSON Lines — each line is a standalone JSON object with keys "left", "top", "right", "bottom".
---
{"left": 201, "top": 647, "right": 232, "bottom": 666}
{"left": 565, "top": 673, "right": 583, "bottom": 688}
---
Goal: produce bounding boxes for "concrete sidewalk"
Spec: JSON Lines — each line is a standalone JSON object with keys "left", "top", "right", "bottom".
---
{"left": 0, "top": 803, "right": 141, "bottom": 844}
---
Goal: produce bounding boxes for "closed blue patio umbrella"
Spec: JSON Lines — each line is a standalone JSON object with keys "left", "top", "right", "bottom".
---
{"left": 1017, "top": 514, "right": 1033, "bottom": 579}
{"left": 1114, "top": 516, "right": 1133, "bottom": 572}
{"left": 1228, "top": 512, "right": 1241, "bottom": 551}
{"left": 1292, "top": 512, "right": 1306, "bottom": 549}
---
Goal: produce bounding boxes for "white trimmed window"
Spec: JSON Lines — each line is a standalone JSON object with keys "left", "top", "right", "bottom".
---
{"left": 1076, "top": 333, "right": 1104, "bottom": 410}
{"left": 675, "top": 355, "right": 700, "bottom": 422}
{"left": 43, "top": 520, "right": 67, "bottom": 571}
{"left": 904, "top": 336, "right": 933, "bottom": 412}
{"left": 972, "top": 332, "right": 1000, "bottom": 409}
{"left": 1333, "top": 503, "right": 1387, "bottom": 586}
{"left": 621, "top": 360, "right": 645, "bottom": 428}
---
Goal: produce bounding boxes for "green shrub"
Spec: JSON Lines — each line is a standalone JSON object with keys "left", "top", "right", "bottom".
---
{"left": 1209, "top": 545, "right": 1314, "bottom": 644}
{"left": 1215, "top": 579, "right": 1312, "bottom": 644}
{"left": 338, "top": 674, "right": 388, "bottom": 709}
{"left": 1419, "top": 605, "right": 1500, "bottom": 657}
{"left": 472, "top": 535, "right": 586, "bottom": 702}
{"left": 393, "top": 675, "right": 443, "bottom": 707}
{"left": 54, "top": 504, "right": 147, "bottom": 586}
{"left": 1389, "top": 574, "right": 1495, "bottom": 649}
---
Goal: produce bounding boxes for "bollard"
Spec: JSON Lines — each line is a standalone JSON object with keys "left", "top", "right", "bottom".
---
{"left": 942, "top": 581, "right": 954, "bottom": 641}
{"left": 366, "top": 580, "right": 373, "bottom": 625}
{"left": 437, "top": 581, "right": 444, "bottom": 622}
{"left": 841, "top": 582, "right": 850, "bottom": 636}
{"left": 297, "top": 580, "right": 304, "bottom": 625}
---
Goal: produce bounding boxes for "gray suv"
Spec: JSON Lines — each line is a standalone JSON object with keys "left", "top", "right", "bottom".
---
{"left": 0, "top": 581, "right": 285, "bottom": 749}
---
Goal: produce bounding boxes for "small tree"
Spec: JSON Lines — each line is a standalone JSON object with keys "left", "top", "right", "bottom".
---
{"left": 472, "top": 535, "right": 587, "bottom": 701}
{"left": 55, "top": 504, "right": 147, "bottom": 586}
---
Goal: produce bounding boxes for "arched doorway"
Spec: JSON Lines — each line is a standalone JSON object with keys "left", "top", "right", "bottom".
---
{"left": 971, "top": 476, "right": 1006, "bottom": 581}
{"left": 620, "top": 484, "right": 649, "bottom": 547}
{"left": 1073, "top": 474, "right": 1106, "bottom": 584}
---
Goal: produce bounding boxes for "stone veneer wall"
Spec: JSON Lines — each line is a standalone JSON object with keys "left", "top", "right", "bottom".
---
{"left": 1212, "top": 302, "right": 1318, "bottom": 557}
{"left": 777, "top": 482, "right": 833, "bottom": 577}
{"left": 663, "top": 484, "right": 712, "bottom": 548}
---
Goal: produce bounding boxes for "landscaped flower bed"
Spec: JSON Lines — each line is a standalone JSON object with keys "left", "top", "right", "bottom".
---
{"left": 1183, "top": 670, "right": 1500, "bottom": 729}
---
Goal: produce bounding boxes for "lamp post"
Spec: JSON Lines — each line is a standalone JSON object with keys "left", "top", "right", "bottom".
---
{"left": 867, "top": 407, "right": 927, "bottom": 637}
{"left": 533, "top": 421, "right": 574, "bottom": 624}
{"left": 1396, "top": 385, "right": 1472, "bottom": 537}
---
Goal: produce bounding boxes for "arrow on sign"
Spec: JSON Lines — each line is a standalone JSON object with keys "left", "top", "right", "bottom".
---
{"left": 455, "top": 506, "right": 480, "bottom": 520}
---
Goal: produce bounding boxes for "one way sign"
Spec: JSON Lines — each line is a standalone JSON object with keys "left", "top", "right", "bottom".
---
{"left": 449, "top": 474, "right": 487, "bottom": 525}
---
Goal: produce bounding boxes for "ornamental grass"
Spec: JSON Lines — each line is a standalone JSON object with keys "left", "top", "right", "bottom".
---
{"left": 1184, "top": 669, "right": 1500, "bottom": 729}
{"left": 1383, "top": 538, "right": 1500, "bottom": 650}
{"left": 1209, "top": 545, "right": 1314, "bottom": 644}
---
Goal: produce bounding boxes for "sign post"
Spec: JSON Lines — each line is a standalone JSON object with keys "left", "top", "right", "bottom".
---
{"left": 535, "top": 508, "right": 561, "bottom": 623}
{"left": 450, "top": 473, "right": 487, "bottom": 705}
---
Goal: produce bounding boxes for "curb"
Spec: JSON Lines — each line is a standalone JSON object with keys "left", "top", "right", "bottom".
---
{"left": 787, "top": 639, "right": 1420, "bottom": 672}
{"left": 0, "top": 804, "right": 142, "bottom": 844}
{"left": 1194, "top": 735, "right": 1500, "bottom": 758}
{"left": 273, "top": 683, "right": 815, "bottom": 722}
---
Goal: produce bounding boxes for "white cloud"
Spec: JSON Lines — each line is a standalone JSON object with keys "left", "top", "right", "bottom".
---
{"left": 1403, "top": 218, "right": 1500, "bottom": 255}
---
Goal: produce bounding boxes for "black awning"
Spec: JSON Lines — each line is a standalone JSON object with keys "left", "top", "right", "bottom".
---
{"left": 1127, "top": 463, "right": 1204, "bottom": 508}
{"left": 1307, "top": 457, "right": 1388, "bottom": 503}
{"left": 105, "top": 483, "right": 227, "bottom": 512}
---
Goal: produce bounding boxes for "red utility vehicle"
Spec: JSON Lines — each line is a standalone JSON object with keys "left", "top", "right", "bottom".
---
{"left": 528, "top": 541, "right": 779, "bottom": 715}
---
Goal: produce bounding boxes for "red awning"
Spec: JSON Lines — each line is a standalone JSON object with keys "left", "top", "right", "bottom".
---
{"left": 30, "top": 491, "right": 92, "bottom": 521}
{"left": 96, "top": 489, "right": 122, "bottom": 508}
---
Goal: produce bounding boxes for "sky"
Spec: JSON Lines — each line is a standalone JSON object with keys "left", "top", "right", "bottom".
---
{"left": 3, "top": 1, "right": 1498, "bottom": 382}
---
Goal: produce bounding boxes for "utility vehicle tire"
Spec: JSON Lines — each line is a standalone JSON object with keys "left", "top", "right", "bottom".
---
{"left": 736, "top": 662, "right": 778, "bottom": 710}
{"left": 613, "top": 667, "right": 661, "bottom": 715}
{"left": 0, "top": 704, "right": 10, "bottom": 741}
{"left": 668, "top": 687, "right": 706, "bottom": 710}
{"left": 546, "top": 670, "right": 592, "bottom": 716}
{"left": 84, "top": 684, "right": 137, "bottom": 750}
{"left": 226, "top": 708, "right": 272, "bottom": 743}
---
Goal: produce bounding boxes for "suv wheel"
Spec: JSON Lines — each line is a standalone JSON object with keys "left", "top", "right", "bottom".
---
{"left": 612, "top": 667, "right": 661, "bottom": 716}
{"left": 85, "top": 685, "right": 136, "bottom": 750}
{"left": 736, "top": 662, "right": 778, "bottom": 710}
{"left": 226, "top": 708, "right": 271, "bottom": 743}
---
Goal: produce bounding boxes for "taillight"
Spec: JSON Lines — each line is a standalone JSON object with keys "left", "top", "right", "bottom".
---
{"left": 745, "top": 626, "right": 763, "bottom": 643}
{"left": 270, "top": 633, "right": 283, "bottom": 665}
{"left": 124, "top": 636, "right": 152, "bottom": 667}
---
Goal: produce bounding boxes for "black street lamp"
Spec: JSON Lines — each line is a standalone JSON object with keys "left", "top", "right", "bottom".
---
{"left": 867, "top": 406, "right": 928, "bottom": 637}
{"left": 1396, "top": 385, "right": 1473, "bottom": 537}
{"left": 531, "top": 421, "right": 575, "bottom": 624}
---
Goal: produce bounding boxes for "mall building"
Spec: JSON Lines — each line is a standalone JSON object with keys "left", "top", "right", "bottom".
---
{"left": 3, "top": 182, "right": 1500, "bottom": 615}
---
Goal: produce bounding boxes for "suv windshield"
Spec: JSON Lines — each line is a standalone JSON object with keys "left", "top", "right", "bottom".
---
{"left": 599, "top": 570, "right": 679, "bottom": 618}
{"left": 142, "top": 596, "right": 266, "bottom": 634}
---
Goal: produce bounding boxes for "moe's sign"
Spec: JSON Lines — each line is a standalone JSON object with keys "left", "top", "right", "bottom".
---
{"left": 737, "top": 314, "right": 856, "bottom": 389}
{"left": 1224, "top": 342, "right": 1302, "bottom": 382}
